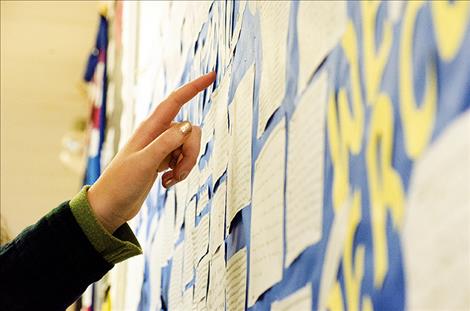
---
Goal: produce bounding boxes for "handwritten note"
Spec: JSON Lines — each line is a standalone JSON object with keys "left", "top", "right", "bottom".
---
{"left": 226, "top": 247, "right": 247, "bottom": 311}
{"left": 149, "top": 225, "right": 163, "bottom": 311}
{"left": 194, "top": 213, "right": 210, "bottom": 265}
{"left": 182, "top": 286, "right": 194, "bottom": 311}
{"left": 271, "top": 283, "right": 312, "bottom": 311}
{"left": 210, "top": 180, "right": 227, "bottom": 255}
{"left": 183, "top": 197, "right": 196, "bottom": 286}
{"left": 227, "top": 64, "right": 255, "bottom": 232}
{"left": 175, "top": 181, "right": 188, "bottom": 232}
{"left": 230, "top": 0, "right": 247, "bottom": 57}
{"left": 197, "top": 185, "right": 210, "bottom": 215}
{"left": 285, "top": 72, "right": 327, "bottom": 267}
{"left": 248, "top": 119, "right": 286, "bottom": 306}
{"left": 403, "top": 111, "right": 470, "bottom": 311}
{"left": 257, "top": 1, "right": 290, "bottom": 137}
{"left": 297, "top": 2, "right": 346, "bottom": 92}
{"left": 195, "top": 255, "right": 209, "bottom": 303}
{"left": 187, "top": 166, "right": 200, "bottom": 200}
{"left": 162, "top": 193, "right": 176, "bottom": 262}
{"left": 201, "top": 102, "right": 216, "bottom": 147}
{"left": 207, "top": 245, "right": 226, "bottom": 310}
{"left": 212, "top": 70, "right": 231, "bottom": 182}
{"left": 168, "top": 243, "right": 184, "bottom": 310}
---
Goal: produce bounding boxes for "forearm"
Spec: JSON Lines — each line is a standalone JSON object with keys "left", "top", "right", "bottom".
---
{"left": 0, "top": 188, "right": 142, "bottom": 311}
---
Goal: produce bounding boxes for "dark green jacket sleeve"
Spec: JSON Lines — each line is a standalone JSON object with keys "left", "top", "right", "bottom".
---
{"left": 0, "top": 202, "right": 112, "bottom": 310}
{"left": 0, "top": 194, "right": 141, "bottom": 311}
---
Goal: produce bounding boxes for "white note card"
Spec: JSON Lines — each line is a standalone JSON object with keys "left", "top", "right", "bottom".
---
{"left": 175, "top": 181, "right": 188, "bottom": 232}
{"left": 198, "top": 186, "right": 210, "bottom": 215}
{"left": 257, "top": 1, "right": 290, "bottom": 137}
{"left": 168, "top": 243, "right": 184, "bottom": 310}
{"left": 210, "top": 180, "right": 227, "bottom": 255}
{"left": 183, "top": 198, "right": 196, "bottom": 286}
{"left": 403, "top": 111, "right": 470, "bottom": 311}
{"left": 248, "top": 119, "right": 286, "bottom": 306}
{"left": 227, "top": 64, "right": 255, "bottom": 232}
{"left": 271, "top": 283, "right": 312, "bottom": 311}
{"left": 149, "top": 225, "right": 163, "bottom": 311}
{"left": 182, "top": 286, "right": 194, "bottom": 311}
{"left": 195, "top": 255, "right": 209, "bottom": 302}
{"left": 226, "top": 247, "right": 247, "bottom": 311}
{"left": 207, "top": 245, "right": 226, "bottom": 310}
{"left": 285, "top": 72, "right": 327, "bottom": 267}
{"left": 162, "top": 195, "right": 176, "bottom": 262}
{"left": 201, "top": 102, "right": 216, "bottom": 147}
{"left": 213, "top": 70, "right": 231, "bottom": 182}
{"left": 297, "top": 1, "right": 346, "bottom": 92}
{"left": 194, "top": 213, "right": 210, "bottom": 265}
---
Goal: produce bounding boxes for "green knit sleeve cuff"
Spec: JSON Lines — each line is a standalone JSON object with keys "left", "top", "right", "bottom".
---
{"left": 69, "top": 186, "right": 142, "bottom": 264}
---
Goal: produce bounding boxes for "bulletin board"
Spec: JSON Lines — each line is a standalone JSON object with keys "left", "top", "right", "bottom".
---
{"left": 103, "top": 1, "right": 470, "bottom": 310}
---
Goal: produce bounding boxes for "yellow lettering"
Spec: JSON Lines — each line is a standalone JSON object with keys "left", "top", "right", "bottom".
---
{"left": 400, "top": 1, "right": 437, "bottom": 159}
{"left": 432, "top": 1, "right": 470, "bottom": 60}
{"left": 343, "top": 192, "right": 365, "bottom": 311}
{"left": 362, "top": 1, "right": 393, "bottom": 104}
{"left": 341, "top": 22, "right": 364, "bottom": 154}
{"left": 327, "top": 92, "right": 350, "bottom": 212}
{"left": 327, "top": 21, "right": 365, "bottom": 212}
{"left": 362, "top": 296, "right": 374, "bottom": 311}
{"left": 326, "top": 281, "right": 344, "bottom": 311}
{"left": 366, "top": 93, "right": 405, "bottom": 288}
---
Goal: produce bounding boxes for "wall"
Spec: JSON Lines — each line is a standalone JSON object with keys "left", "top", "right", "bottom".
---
{"left": 0, "top": 2, "right": 99, "bottom": 237}
{"left": 104, "top": 1, "right": 470, "bottom": 310}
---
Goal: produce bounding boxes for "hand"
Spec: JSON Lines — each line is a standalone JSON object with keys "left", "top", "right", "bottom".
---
{"left": 87, "top": 72, "right": 216, "bottom": 233}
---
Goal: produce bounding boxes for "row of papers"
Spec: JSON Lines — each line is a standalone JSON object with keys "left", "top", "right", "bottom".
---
{"left": 110, "top": 1, "right": 347, "bottom": 310}
{"left": 148, "top": 67, "right": 329, "bottom": 309}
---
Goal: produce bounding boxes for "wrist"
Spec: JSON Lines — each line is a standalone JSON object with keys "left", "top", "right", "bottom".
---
{"left": 87, "top": 184, "right": 123, "bottom": 233}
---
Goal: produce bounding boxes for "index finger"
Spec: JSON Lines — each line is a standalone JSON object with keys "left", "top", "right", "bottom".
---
{"left": 149, "top": 72, "right": 216, "bottom": 127}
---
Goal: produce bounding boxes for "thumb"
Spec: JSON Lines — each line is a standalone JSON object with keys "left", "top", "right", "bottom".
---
{"left": 141, "top": 121, "right": 192, "bottom": 168}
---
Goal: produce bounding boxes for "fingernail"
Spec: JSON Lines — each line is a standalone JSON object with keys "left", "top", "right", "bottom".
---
{"left": 178, "top": 171, "right": 188, "bottom": 181}
{"left": 179, "top": 121, "right": 192, "bottom": 136}
{"left": 164, "top": 178, "right": 176, "bottom": 188}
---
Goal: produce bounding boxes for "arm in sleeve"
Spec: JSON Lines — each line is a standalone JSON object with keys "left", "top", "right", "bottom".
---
{"left": 0, "top": 187, "right": 142, "bottom": 311}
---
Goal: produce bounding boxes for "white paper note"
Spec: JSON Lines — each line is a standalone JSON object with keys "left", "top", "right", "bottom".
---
{"left": 183, "top": 198, "right": 196, "bottom": 286}
{"left": 182, "top": 286, "right": 194, "bottom": 311}
{"left": 168, "top": 243, "right": 184, "bottom": 310}
{"left": 229, "top": 0, "right": 247, "bottom": 57}
{"left": 285, "top": 72, "right": 327, "bottom": 267}
{"left": 212, "top": 70, "right": 231, "bottom": 182}
{"left": 226, "top": 64, "right": 255, "bottom": 232}
{"left": 257, "top": 2, "right": 290, "bottom": 137}
{"left": 207, "top": 245, "right": 226, "bottom": 310}
{"left": 199, "top": 160, "right": 213, "bottom": 192}
{"left": 271, "top": 283, "right": 312, "bottom": 311}
{"left": 161, "top": 194, "right": 176, "bottom": 262}
{"left": 297, "top": 1, "right": 346, "bottom": 92}
{"left": 175, "top": 181, "right": 188, "bottom": 232}
{"left": 149, "top": 225, "right": 163, "bottom": 311}
{"left": 195, "top": 255, "right": 210, "bottom": 302}
{"left": 248, "top": 119, "right": 286, "bottom": 306}
{"left": 201, "top": 103, "right": 216, "bottom": 147}
{"left": 198, "top": 185, "right": 210, "bottom": 215}
{"left": 187, "top": 167, "right": 200, "bottom": 200}
{"left": 403, "top": 111, "right": 470, "bottom": 311}
{"left": 124, "top": 253, "right": 145, "bottom": 311}
{"left": 226, "top": 247, "right": 247, "bottom": 311}
{"left": 194, "top": 213, "right": 210, "bottom": 265}
{"left": 210, "top": 180, "right": 227, "bottom": 255}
